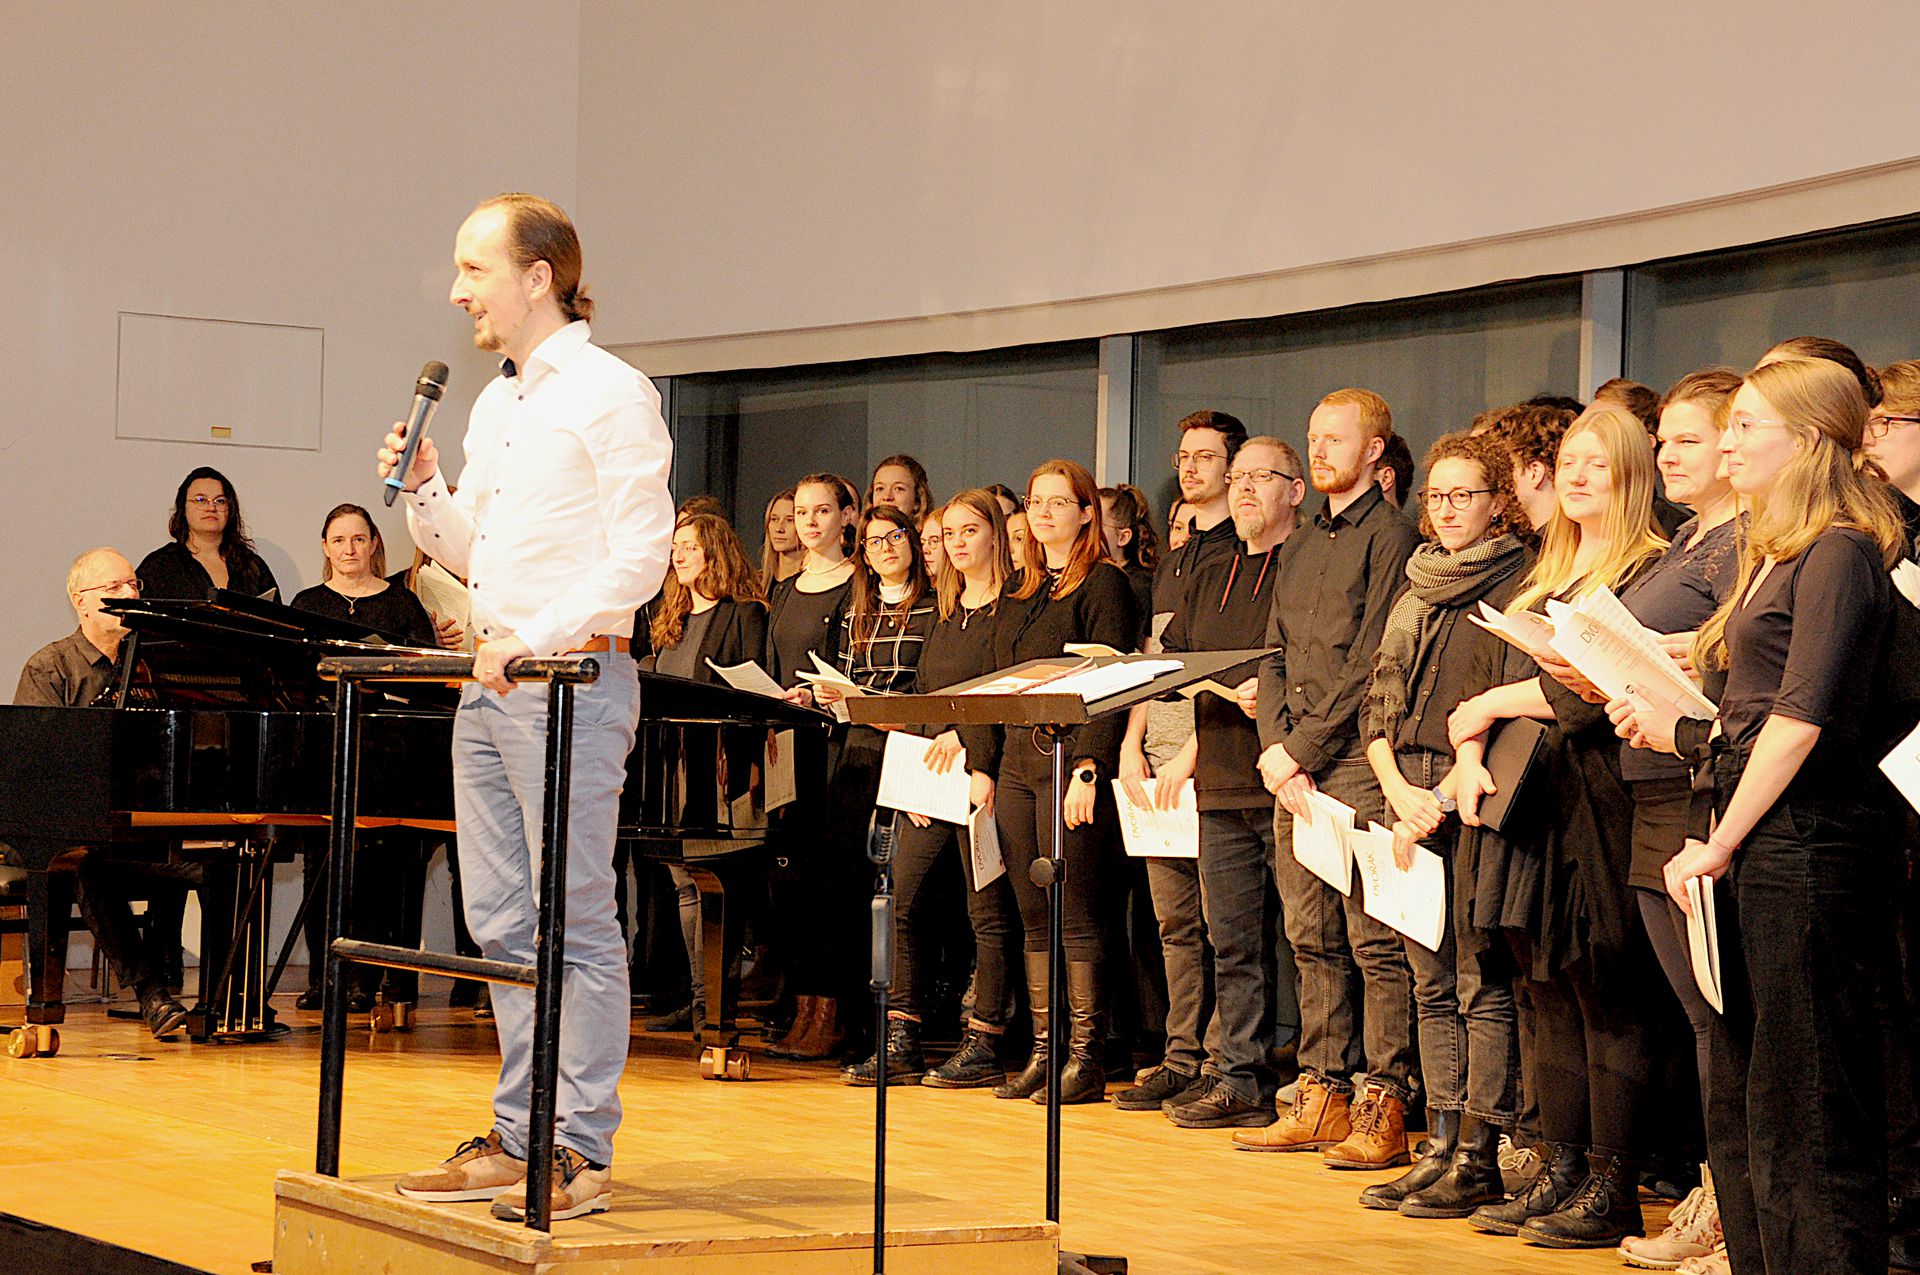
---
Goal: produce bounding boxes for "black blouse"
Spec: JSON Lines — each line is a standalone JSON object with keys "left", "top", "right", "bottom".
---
{"left": 766, "top": 575, "right": 851, "bottom": 689}
{"left": 1718, "top": 528, "right": 1889, "bottom": 751}
{"left": 290, "top": 582, "right": 436, "bottom": 647}
{"left": 139, "top": 540, "right": 279, "bottom": 602}
{"left": 990, "top": 560, "right": 1139, "bottom": 775}
{"left": 914, "top": 596, "right": 1006, "bottom": 777}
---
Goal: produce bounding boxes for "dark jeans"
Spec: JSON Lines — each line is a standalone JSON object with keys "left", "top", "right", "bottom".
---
{"left": 891, "top": 811, "right": 1019, "bottom": 1027}
{"left": 1197, "top": 806, "right": 1297, "bottom": 1100}
{"left": 996, "top": 764, "right": 1118, "bottom": 961}
{"left": 1271, "top": 756, "right": 1415, "bottom": 1097}
{"left": 1710, "top": 749, "right": 1892, "bottom": 1275}
{"left": 1145, "top": 855, "right": 1217, "bottom": 1074}
{"left": 74, "top": 857, "right": 176, "bottom": 994}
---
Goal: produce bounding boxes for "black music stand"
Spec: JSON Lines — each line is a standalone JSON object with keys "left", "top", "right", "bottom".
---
{"left": 847, "top": 648, "right": 1270, "bottom": 1275}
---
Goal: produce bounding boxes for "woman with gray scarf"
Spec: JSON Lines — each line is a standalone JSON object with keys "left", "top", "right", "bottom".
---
{"left": 1353, "top": 431, "right": 1534, "bottom": 1219}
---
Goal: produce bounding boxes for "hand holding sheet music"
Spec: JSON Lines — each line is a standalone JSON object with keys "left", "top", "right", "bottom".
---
{"left": 1348, "top": 822, "right": 1447, "bottom": 952}
{"left": 877, "top": 731, "right": 972, "bottom": 823}
{"left": 1291, "top": 789, "right": 1356, "bottom": 895}
{"left": 707, "top": 658, "right": 786, "bottom": 698}
{"left": 1112, "top": 779, "right": 1198, "bottom": 858}
{"left": 1546, "top": 585, "right": 1716, "bottom": 721}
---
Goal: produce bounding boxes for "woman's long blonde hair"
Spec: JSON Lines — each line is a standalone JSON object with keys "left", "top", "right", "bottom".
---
{"left": 1694, "top": 358, "right": 1905, "bottom": 670}
{"left": 935, "top": 488, "right": 1015, "bottom": 620}
{"left": 1509, "top": 407, "right": 1667, "bottom": 613}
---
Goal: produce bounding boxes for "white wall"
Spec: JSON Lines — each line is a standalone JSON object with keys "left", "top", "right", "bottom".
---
{"left": 2, "top": 1, "right": 581, "bottom": 682}
{"left": 578, "top": 0, "right": 1920, "bottom": 367}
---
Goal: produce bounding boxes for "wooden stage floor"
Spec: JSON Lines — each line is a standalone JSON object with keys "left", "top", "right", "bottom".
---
{"left": 0, "top": 999, "right": 1670, "bottom": 1274}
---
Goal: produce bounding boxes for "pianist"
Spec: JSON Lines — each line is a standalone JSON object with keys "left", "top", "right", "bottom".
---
{"left": 13, "top": 548, "right": 191, "bottom": 1039}
{"left": 378, "top": 192, "right": 673, "bottom": 1222}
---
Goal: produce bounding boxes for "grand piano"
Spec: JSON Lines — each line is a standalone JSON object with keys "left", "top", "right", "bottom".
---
{"left": 0, "top": 590, "right": 830, "bottom": 1061}
{"left": 0, "top": 592, "right": 455, "bottom": 1054}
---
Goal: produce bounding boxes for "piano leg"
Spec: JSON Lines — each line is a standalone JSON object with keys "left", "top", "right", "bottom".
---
{"left": 24, "top": 867, "right": 73, "bottom": 1028}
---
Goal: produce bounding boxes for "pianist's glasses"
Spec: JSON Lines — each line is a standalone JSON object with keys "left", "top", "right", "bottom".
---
{"left": 75, "top": 576, "right": 142, "bottom": 596}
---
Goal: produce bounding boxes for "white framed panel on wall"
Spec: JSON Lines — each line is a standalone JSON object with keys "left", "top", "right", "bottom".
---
{"left": 115, "top": 312, "right": 324, "bottom": 451}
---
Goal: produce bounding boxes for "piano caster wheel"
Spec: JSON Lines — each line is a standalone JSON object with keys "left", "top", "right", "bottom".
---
{"left": 700, "top": 1046, "right": 750, "bottom": 1081}
{"left": 369, "top": 1003, "right": 412, "bottom": 1034}
{"left": 7, "top": 1026, "right": 59, "bottom": 1059}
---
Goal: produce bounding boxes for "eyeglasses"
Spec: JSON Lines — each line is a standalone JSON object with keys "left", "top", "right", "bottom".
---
{"left": 1226, "top": 467, "right": 1299, "bottom": 487}
{"left": 863, "top": 528, "right": 911, "bottom": 550}
{"left": 1172, "top": 449, "right": 1226, "bottom": 471}
{"left": 187, "top": 495, "right": 230, "bottom": 509}
{"left": 1422, "top": 488, "right": 1492, "bottom": 511}
{"left": 1026, "top": 496, "right": 1082, "bottom": 514}
{"left": 1724, "top": 415, "right": 1794, "bottom": 441}
{"left": 76, "top": 576, "right": 142, "bottom": 596}
{"left": 1868, "top": 414, "right": 1920, "bottom": 441}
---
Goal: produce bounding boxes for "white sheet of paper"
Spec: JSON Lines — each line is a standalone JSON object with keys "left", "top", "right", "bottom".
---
{"left": 1547, "top": 584, "right": 1717, "bottom": 720}
{"left": 412, "top": 559, "right": 473, "bottom": 651}
{"left": 707, "top": 658, "right": 786, "bottom": 698}
{"left": 764, "top": 729, "right": 797, "bottom": 812}
{"left": 1045, "top": 659, "right": 1182, "bottom": 703}
{"left": 876, "top": 731, "right": 971, "bottom": 823}
{"left": 1684, "top": 875, "right": 1724, "bottom": 1014}
{"left": 1350, "top": 822, "right": 1448, "bottom": 952}
{"left": 1895, "top": 560, "right": 1920, "bottom": 609}
{"left": 967, "top": 804, "right": 1006, "bottom": 890}
{"left": 1111, "top": 779, "right": 1199, "bottom": 858}
{"left": 1291, "top": 789, "right": 1356, "bottom": 895}
{"left": 1880, "top": 717, "right": 1920, "bottom": 815}
{"left": 1468, "top": 601, "right": 1557, "bottom": 658}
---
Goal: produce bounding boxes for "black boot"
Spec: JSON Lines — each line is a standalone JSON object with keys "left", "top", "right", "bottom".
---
{"left": 1039, "top": 959, "right": 1106, "bottom": 1105}
{"left": 994, "top": 953, "right": 1050, "bottom": 1100}
{"left": 842, "top": 1016, "right": 924, "bottom": 1086}
{"left": 922, "top": 1026, "right": 1005, "bottom": 1089}
{"left": 1401, "top": 1118, "right": 1507, "bottom": 1218}
{"left": 1467, "top": 1141, "right": 1587, "bottom": 1235}
{"left": 1360, "top": 1108, "right": 1460, "bottom": 1210}
{"left": 1519, "top": 1146, "right": 1645, "bottom": 1248}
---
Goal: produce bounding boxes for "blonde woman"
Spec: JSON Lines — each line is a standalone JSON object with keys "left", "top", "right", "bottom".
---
{"left": 760, "top": 488, "right": 803, "bottom": 587}
{"left": 1444, "top": 407, "right": 1668, "bottom": 1248}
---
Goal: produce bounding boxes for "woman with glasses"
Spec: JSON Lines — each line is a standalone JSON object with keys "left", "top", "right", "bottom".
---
{"left": 1356, "top": 431, "right": 1533, "bottom": 1220}
{"left": 1622, "top": 358, "right": 1904, "bottom": 1275}
{"left": 1866, "top": 360, "right": 1920, "bottom": 547}
{"left": 990, "top": 459, "right": 1140, "bottom": 1104}
{"left": 920, "top": 504, "right": 946, "bottom": 580}
{"left": 1445, "top": 408, "right": 1668, "bottom": 1248}
{"left": 138, "top": 465, "right": 279, "bottom": 601}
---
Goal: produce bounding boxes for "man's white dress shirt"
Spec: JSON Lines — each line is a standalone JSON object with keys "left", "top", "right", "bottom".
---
{"left": 404, "top": 321, "right": 673, "bottom": 656}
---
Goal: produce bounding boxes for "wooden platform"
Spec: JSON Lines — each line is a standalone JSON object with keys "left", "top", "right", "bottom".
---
{"left": 1, "top": 998, "right": 1672, "bottom": 1274}
{"left": 274, "top": 1170, "right": 1053, "bottom": 1274}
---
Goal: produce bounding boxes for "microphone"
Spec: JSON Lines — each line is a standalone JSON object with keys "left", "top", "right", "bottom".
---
{"left": 382, "top": 361, "right": 450, "bottom": 507}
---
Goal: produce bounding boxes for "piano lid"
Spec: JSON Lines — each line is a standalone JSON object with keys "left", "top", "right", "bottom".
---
{"left": 104, "top": 592, "right": 453, "bottom": 711}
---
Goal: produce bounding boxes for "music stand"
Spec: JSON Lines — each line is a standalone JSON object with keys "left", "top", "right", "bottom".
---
{"left": 847, "top": 648, "right": 1270, "bottom": 1274}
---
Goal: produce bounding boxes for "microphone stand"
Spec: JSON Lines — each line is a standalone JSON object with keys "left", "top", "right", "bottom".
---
{"left": 867, "top": 814, "right": 897, "bottom": 1275}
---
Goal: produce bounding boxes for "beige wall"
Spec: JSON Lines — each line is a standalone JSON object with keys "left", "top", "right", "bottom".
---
{"left": 579, "top": 1, "right": 1920, "bottom": 372}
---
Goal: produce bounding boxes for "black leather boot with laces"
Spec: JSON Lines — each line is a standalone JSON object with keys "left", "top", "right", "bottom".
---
{"left": 1519, "top": 1146, "right": 1645, "bottom": 1248}
{"left": 842, "top": 1016, "right": 924, "bottom": 1086}
{"left": 1468, "top": 1140, "right": 1588, "bottom": 1235}
{"left": 921, "top": 1026, "right": 1004, "bottom": 1089}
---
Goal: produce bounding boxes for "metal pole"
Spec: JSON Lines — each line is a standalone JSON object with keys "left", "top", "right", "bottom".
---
{"left": 870, "top": 840, "right": 894, "bottom": 1275}
{"left": 1045, "top": 728, "right": 1067, "bottom": 1224}
{"left": 525, "top": 678, "right": 576, "bottom": 1232}
{"left": 316, "top": 676, "right": 361, "bottom": 1176}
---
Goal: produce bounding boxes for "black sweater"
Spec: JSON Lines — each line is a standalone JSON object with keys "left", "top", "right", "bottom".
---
{"left": 914, "top": 597, "right": 1005, "bottom": 777}
{"left": 1163, "top": 543, "right": 1279, "bottom": 810}
{"left": 991, "top": 560, "right": 1139, "bottom": 778}
{"left": 139, "top": 540, "right": 279, "bottom": 602}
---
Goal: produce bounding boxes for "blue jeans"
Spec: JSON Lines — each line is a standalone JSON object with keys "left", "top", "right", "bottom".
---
{"left": 452, "top": 651, "right": 639, "bottom": 1167}
{"left": 1197, "top": 806, "right": 1298, "bottom": 1100}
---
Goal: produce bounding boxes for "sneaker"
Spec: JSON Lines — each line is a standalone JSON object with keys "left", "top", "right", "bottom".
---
{"left": 1163, "top": 1072, "right": 1218, "bottom": 1111}
{"left": 490, "top": 1147, "right": 611, "bottom": 1222}
{"left": 1676, "top": 1246, "right": 1729, "bottom": 1275}
{"left": 1114, "top": 1064, "right": 1197, "bottom": 1112}
{"left": 1499, "top": 1133, "right": 1542, "bottom": 1194}
{"left": 138, "top": 983, "right": 190, "bottom": 1040}
{"left": 1620, "top": 1175, "right": 1721, "bottom": 1270}
{"left": 396, "top": 1131, "right": 528, "bottom": 1202}
{"left": 1165, "top": 1083, "right": 1277, "bottom": 1129}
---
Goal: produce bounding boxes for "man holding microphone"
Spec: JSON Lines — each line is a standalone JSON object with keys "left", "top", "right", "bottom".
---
{"left": 377, "top": 192, "right": 673, "bottom": 1221}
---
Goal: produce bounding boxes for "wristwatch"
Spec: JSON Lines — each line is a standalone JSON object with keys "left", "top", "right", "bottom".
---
{"left": 1074, "top": 763, "right": 1099, "bottom": 786}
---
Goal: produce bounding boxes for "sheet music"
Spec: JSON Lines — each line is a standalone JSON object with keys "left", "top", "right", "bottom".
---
{"left": 1291, "top": 789, "right": 1356, "bottom": 895}
{"left": 1684, "top": 875, "right": 1724, "bottom": 1013}
{"left": 412, "top": 560, "right": 472, "bottom": 651}
{"left": 876, "top": 731, "right": 972, "bottom": 823}
{"left": 967, "top": 803, "right": 1006, "bottom": 890}
{"left": 957, "top": 659, "right": 1092, "bottom": 697}
{"left": 707, "top": 658, "right": 787, "bottom": 698}
{"left": 1468, "top": 601, "right": 1556, "bottom": 658}
{"left": 1112, "top": 779, "right": 1199, "bottom": 858}
{"left": 1063, "top": 642, "right": 1127, "bottom": 659}
{"left": 764, "top": 729, "right": 797, "bottom": 812}
{"left": 1044, "top": 659, "right": 1181, "bottom": 703}
{"left": 1897, "top": 560, "right": 1920, "bottom": 609}
{"left": 1882, "top": 719, "right": 1920, "bottom": 815}
{"left": 1547, "top": 584, "right": 1717, "bottom": 720}
{"left": 1349, "top": 822, "right": 1447, "bottom": 952}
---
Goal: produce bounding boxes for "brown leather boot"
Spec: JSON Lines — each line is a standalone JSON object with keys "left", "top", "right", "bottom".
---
{"left": 1322, "top": 1082, "right": 1412, "bottom": 1170}
{"left": 783, "top": 996, "right": 846, "bottom": 1061}
{"left": 764, "top": 995, "right": 821, "bottom": 1059}
{"left": 1232, "top": 1074, "right": 1351, "bottom": 1152}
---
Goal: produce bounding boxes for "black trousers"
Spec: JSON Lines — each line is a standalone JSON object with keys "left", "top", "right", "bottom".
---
{"left": 74, "top": 858, "right": 178, "bottom": 994}
{"left": 890, "top": 812, "right": 1020, "bottom": 1026}
{"left": 775, "top": 729, "right": 882, "bottom": 1004}
{"left": 1710, "top": 749, "right": 1893, "bottom": 1275}
{"left": 995, "top": 763, "right": 1119, "bottom": 961}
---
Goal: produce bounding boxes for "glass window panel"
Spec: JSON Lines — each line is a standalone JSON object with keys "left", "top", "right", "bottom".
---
{"left": 1626, "top": 216, "right": 1920, "bottom": 392}
{"left": 670, "top": 342, "right": 1100, "bottom": 550}
{"left": 1132, "top": 278, "right": 1584, "bottom": 518}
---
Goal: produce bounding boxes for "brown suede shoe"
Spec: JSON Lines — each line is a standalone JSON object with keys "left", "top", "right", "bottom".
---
{"left": 490, "top": 1147, "right": 612, "bottom": 1222}
{"left": 395, "top": 1131, "right": 528, "bottom": 1202}
{"left": 1232, "top": 1074, "right": 1351, "bottom": 1152}
{"left": 1322, "top": 1082, "right": 1412, "bottom": 1170}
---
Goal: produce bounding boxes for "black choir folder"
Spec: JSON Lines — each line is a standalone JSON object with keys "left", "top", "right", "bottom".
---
{"left": 1474, "top": 716, "right": 1548, "bottom": 833}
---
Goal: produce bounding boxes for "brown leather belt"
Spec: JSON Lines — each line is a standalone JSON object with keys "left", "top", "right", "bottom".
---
{"left": 568, "top": 635, "right": 632, "bottom": 655}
